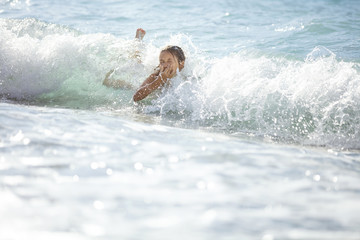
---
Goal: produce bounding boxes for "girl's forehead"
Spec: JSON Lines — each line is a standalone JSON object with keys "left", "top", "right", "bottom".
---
{"left": 159, "top": 51, "right": 175, "bottom": 60}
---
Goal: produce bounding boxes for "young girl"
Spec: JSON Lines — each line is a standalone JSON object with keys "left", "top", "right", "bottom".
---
{"left": 133, "top": 45, "right": 185, "bottom": 102}
{"left": 103, "top": 28, "right": 186, "bottom": 102}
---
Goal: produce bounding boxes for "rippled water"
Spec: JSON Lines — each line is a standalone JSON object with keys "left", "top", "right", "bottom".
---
{"left": 1, "top": 0, "right": 360, "bottom": 239}
{"left": 1, "top": 102, "right": 360, "bottom": 240}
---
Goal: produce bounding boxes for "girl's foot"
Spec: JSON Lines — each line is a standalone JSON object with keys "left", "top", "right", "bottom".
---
{"left": 135, "top": 28, "right": 146, "bottom": 40}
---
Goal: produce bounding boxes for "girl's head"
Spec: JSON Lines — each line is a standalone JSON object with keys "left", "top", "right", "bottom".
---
{"left": 159, "top": 45, "right": 185, "bottom": 78}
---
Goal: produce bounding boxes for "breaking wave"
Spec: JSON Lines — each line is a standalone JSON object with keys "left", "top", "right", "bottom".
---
{"left": 1, "top": 18, "right": 359, "bottom": 149}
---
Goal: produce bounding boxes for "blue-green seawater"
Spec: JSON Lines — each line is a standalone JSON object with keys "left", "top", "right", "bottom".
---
{"left": 1, "top": 0, "right": 360, "bottom": 239}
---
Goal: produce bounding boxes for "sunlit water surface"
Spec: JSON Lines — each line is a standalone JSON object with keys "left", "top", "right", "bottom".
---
{"left": 1, "top": 0, "right": 360, "bottom": 239}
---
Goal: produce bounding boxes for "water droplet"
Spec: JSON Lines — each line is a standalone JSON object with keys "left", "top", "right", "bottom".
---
{"left": 333, "top": 176, "right": 338, "bottom": 183}
{"left": 93, "top": 200, "right": 104, "bottom": 210}
{"left": 134, "top": 162, "right": 143, "bottom": 170}
{"left": 313, "top": 175, "right": 321, "bottom": 181}
{"left": 91, "top": 162, "right": 99, "bottom": 169}
{"left": 23, "top": 138, "right": 31, "bottom": 145}
{"left": 106, "top": 168, "right": 113, "bottom": 175}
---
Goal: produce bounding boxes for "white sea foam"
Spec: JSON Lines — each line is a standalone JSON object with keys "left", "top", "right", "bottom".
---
{"left": 1, "top": 1, "right": 360, "bottom": 239}
{"left": 147, "top": 47, "right": 360, "bottom": 148}
{"left": 1, "top": 18, "right": 359, "bottom": 149}
{"left": 0, "top": 18, "right": 145, "bottom": 99}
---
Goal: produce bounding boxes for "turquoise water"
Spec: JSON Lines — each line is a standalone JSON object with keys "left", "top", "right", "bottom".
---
{"left": 1, "top": 0, "right": 360, "bottom": 239}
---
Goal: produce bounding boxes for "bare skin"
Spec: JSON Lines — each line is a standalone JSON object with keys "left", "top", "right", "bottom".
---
{"left": 103, "top": 28, "right": 146, "bottom": 89}
{"left": 103, "top": 28, "right": 185, "bottom": 102}
{"left": 102, "top": 69, "right": 133, "bottom": 89}
{"left": 133, "top": 51, "right": 184, "bottom": 102}
{"left": 135, "top": 28, "right": 146, "bottom": 40}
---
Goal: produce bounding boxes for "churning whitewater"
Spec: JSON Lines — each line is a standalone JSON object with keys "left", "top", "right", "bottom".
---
{"left": 1, "top": 1, "right": 360, "bottom": 239}
{"left": 1, "top": 18, "right": 359, "bottom": 149}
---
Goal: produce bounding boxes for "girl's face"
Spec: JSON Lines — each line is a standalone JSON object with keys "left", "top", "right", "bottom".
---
{"left": 159, "top": 51, "right": 184, "bottom": 78}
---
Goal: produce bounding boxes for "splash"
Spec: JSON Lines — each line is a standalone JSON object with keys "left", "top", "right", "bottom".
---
{"left": 147, "top": 48, "right": 360, "bottom": 149}
{"left": 1, "top": 18, "right": 359, "bottom": 149}
{"left": 0, "top": 18, "right": 146, "bottom": 104}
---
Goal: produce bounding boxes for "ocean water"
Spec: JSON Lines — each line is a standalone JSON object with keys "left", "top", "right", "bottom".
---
{"left": 1, "top": 0, "right": 360, "bottom": 239}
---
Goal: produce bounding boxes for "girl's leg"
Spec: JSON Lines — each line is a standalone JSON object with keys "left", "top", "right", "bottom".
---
{"left": 135, "top": 28, "right": 146, "bottom": 40}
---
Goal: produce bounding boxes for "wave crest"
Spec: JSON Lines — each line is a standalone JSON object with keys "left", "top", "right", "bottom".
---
{"left": 1, "top": 18, "right": 359, "bottom": 149}
{"left": 148, "top": 49, "right": 360, "bottom": 149}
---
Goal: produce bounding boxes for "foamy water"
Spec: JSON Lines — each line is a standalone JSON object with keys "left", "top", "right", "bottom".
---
{"left": 1, "top": 0, "right": 360, "bottom": 239}
{"left": 1, "top": 18, "right": 359, "bottom": 149}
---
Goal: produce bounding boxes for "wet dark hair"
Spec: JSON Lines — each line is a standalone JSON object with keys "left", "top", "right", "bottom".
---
{"left": 161, "top": 45, "right": 185, "bottom": 64}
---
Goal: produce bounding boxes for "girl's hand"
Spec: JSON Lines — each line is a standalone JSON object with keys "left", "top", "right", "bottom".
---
{"left": 153, "top": 66, "right": 161, "bottom": 75}
{"left": 159, "top": 65, "right": 173, "bottom": 82}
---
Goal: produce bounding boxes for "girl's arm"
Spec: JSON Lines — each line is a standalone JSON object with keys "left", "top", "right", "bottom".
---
{"left": 133, "top": 66, "right": 173, "bottom": 102}
{"left": 103, "top": 69, "right": 133, "bottom": 89}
